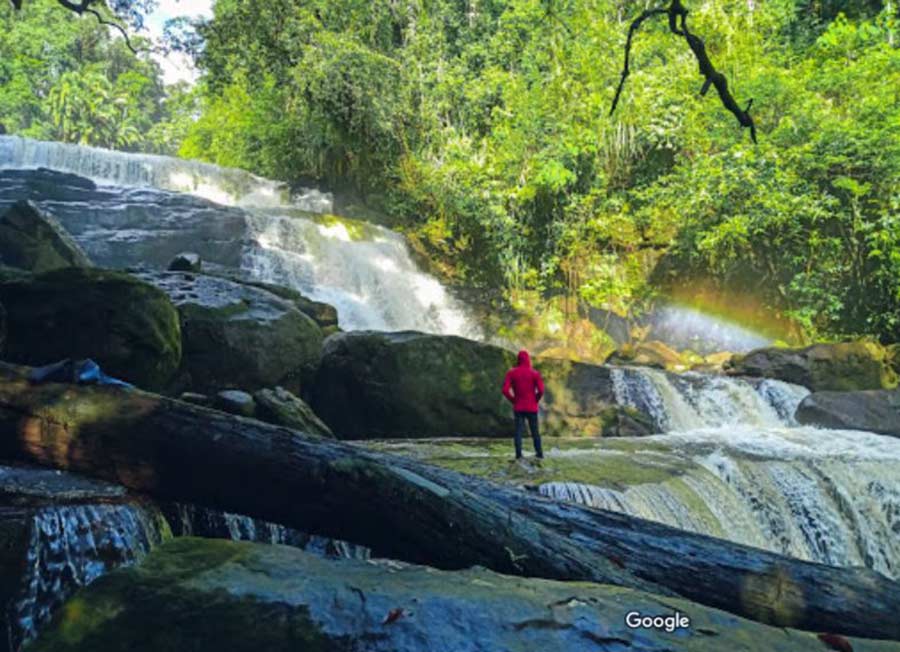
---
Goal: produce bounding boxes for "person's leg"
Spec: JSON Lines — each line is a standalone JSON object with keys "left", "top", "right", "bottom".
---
{"left": 528, "top": 412, "right": 543, "bottom": 458}
{"left": 513, "top": 412, "right": 524, "bottom": 459}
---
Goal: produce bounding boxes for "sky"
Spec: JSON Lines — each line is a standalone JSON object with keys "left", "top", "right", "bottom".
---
{"left": 144, "top": 0, "right": 213, "bottom": 85}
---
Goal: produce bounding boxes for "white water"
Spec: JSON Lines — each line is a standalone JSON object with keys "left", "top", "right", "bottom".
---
{"left": 611, "top": 366, "right": 810, "bottom": 431}
{"left": 0, "top": 136, "right": 480, "bottom": 335}
{"left": 545, "top": 367, "right": 900, "bottom": 578}
{"left": 0, "top": 135, "right": 298, "bottom": 207}
{"left": 242, "top": 211, "right": 480, "bottom": 335}
{"left": 169, "top": 504, "right": 371, "bottom": 560}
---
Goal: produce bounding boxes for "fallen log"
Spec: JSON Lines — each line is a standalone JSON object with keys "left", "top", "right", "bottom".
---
{"left": 0, "top": 363, "right": 898, "bottom": 640}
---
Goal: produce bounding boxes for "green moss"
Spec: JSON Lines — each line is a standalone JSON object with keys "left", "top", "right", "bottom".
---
{"left": 0, "top": 268, "right": 182, "bottom": 390}
{"left": 30, "top": 539, "right": 337, "bottom": 652}
{"left": 362, "top": 437, "right": 696, "bottom": 489}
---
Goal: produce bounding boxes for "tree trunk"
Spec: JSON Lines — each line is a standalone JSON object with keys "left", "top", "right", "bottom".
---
{"left": 0, "top": 363, "right": 897, "bottom": 640}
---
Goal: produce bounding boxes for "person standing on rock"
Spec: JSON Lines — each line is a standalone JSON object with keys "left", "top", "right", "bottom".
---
{"left": 502, "top": 350, "right": 545, "bottom": 460}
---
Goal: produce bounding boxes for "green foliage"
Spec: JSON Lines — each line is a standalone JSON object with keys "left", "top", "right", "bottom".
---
{"left": 0, "top": 0, "right": 186, "bottom": 153}
{"left": 178, "top": 0, "right": 900, "bottom": 341}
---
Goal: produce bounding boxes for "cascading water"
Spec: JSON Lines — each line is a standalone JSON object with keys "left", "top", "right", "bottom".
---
{"left": 241, "top": 211, "right": 480, "bottom": 335}
{"left": 0, "top": 135, "right": 294, "bottom": 207}
{"left": 166, "top": 504, "right": 371, "bottom": 560}
{"left": 545, "top": 366, "right": 900, "bottom": 579}
{"left": 9, "top": 504, "right": 169, "bottom": 651}
{"left": 611, "top": 367, "right": 810, "bottom": 431}
{"left": 0, "top": 137, "right": 480, "bottom": 335}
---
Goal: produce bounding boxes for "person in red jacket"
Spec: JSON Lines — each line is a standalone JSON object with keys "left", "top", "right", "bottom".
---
{"left": 502, "top": 349, "right": 545, "bottom": 460}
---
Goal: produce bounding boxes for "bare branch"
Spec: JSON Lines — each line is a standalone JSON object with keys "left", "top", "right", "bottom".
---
{"left": 610, "top": 0, "right": 757, "bottom": 143}
{"left": 84, "top": 7, "right": 138, "bottom": 53}
{"left": 609, "top": 8, "right": 668, "bottom": 117}
{"left": 8, "top": 1, "right": 143, "bottom": 54}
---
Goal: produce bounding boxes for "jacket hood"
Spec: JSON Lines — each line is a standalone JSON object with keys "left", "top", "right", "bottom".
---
{"left": 517, "top": 350, "right": 531, "bottom": 367}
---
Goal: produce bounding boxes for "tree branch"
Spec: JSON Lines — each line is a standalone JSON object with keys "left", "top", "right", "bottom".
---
{"left": 610, "top": 0, "right": 757, "bottom": 143}
{"left": 609, "top": 8, "right": 668, "bottom": 116}
{"left": 84, "top": 6, "right": 138, "bottom": 53}
{"left": 10, "top": 1, "right": 141, "bottom": 54}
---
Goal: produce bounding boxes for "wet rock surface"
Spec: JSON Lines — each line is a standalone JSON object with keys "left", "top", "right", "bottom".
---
{"left": 0, "top": 168, "right": 248, "bottom": 269}
{"left": 796, "top": 388, "right": 900, "bottom": 437}
{"left": 727, "top": 342, "right": 898, "bottom": 391}
{"left": 0, "top": 200, "right": 92, "bottom": 272}
{"left": 29, "top": 537, "right": 900, "bottom": 652}
{"left": 0, "top": 464, "right": 169, "bottom": 652}
{"left": 133, "top": 271, "right": 322, "bottom": 393}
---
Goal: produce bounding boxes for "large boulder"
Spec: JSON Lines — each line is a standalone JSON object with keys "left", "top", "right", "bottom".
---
{"left": 29, "top": 537, "right": 898, "bottom": 652}
{"left": 312, "top": 331, "right": 515, "bottom": 439}
{"left": 0, "top": 268, "right": 181, "bottom": 390}
{"left": 312, "top": 331, "right": 653, "bottom": 439}
{"left": 540, "top": 359, "right": 655, "bottom": 437}
{"left": 726, "top": 342, "right": 898, "bottom": 392}
{"left": 253, "top": 386, "right": 334, "bottom": 438}
{"left": 0, "top": 199, "right": 92, "bottom": 272}
{"left": 796, "top": 389, "right": 900, "bottom": 437}
{"left": 135, "top": 272, "right": 323, "bottom": 393}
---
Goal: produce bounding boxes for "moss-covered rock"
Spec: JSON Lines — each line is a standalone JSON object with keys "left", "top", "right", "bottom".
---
{"left": 30, "top": 537, "right": 900, "bottom": 652}
{"left": 365, "top": 437, "right": 693, "bottom": 489}
{"left": 312, "top": 332, "right": 653, "bottom": 439}
{"left": 312, "top": 330, "right": 516, "bottom": 438}
{"left": 606, "top": 340, "right": 688, "bottom": 370}
{"left": 253, "top": 386, "right": 334, "bottom": 438}
{"left": 726, "top": 341, "right": 898, "bottom": 391}
{"left": 0, "top": 268, "right": 181, "bottom": 390}
{"left": 888, "top": 343, "right": 900, "bottom": 378}
{"left": 0, "top": 200, "right": 92, "bottom": 273}
{"left": 134, "top": 272, "right": 323, "bottom": 393}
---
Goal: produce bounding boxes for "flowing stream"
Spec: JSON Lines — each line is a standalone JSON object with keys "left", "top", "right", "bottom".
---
{"left": 2, "top": 137, "right": 898, "bottom": 591}
{"left": 542, "top": 367, "right": 900, "bottom": 579}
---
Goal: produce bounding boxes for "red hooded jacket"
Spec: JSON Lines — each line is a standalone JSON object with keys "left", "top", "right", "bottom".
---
{"left": 502, "top": 350, "right": 545, "bottom": 413}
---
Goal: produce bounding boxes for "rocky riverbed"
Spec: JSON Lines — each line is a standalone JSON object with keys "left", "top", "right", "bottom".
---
{"left": 1, "top": 156, "right": 899, "bottom": 651}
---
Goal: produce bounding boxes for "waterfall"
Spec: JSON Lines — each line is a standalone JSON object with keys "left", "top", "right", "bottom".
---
{"left": 241, "top": 211, "right": 481, "bottom": 335}
{"left": 611, "top": 366, "right": 810, "bottom": 431}
{"left": 540, "top": 428, "right": 900, "bottom": 578}
{"left": 9, "top": 504, "right": 169, "bottom": 651}
{"left": 166, "top": 504, "right": 371, "bottom": 560}
{"left": 0, "top": 137, "right": 481, "bottom": 335}
{"left": 0, "top": 135, "right": 296, "bottom": 208}
{"left": 545, "top": 365, "right": 900, "bottom": 578}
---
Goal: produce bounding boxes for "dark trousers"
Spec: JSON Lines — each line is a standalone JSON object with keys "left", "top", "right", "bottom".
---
{"left": 514, "top": 411, "right": 543, "bottom": 458}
